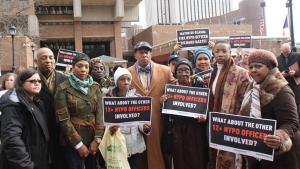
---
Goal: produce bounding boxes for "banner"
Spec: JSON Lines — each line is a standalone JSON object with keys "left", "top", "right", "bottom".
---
{"left": 177, "top": 28, "right": 209, "bottom": 50}
{"left": 209, "top": 112, "right": 276, "bottom": 161}
{"left": 194, "top": 69, "right": 212, "bottom": 79}
{"left": 162, "top": 84, "right": 209, "bottom": 118}
{"left": 103, "top": 97, "right": 152, "bottom": 126}
{"left": 229, "top": 35, "right": 252, "bottom": 48}
{"left": 56, "top": 49, "right": 85, "bottom": 67}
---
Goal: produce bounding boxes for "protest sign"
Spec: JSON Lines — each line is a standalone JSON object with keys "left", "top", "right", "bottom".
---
{"left": 195, "top": 69, "right": 212, "bottom": 79}
{"left": 209, "top": 112, "right": 276, "bottom": 161}
{"left": 177, "top": 28, "right": 209, "bottom": 50}
{"left": 229, "top": 35, "right": 252, "bottom": 48}
{"left": 162, "top": 84, "right": 209, "bottom": 118}
{"left": 103, "top": 97, "right": 152, "bottom": 126}
{"left": 56, "top": 49, "right": 85, "bottom": 67}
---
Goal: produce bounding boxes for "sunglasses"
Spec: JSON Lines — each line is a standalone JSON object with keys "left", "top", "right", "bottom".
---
{"left": 25, "top": 79, "right": 42, "bottom": 84}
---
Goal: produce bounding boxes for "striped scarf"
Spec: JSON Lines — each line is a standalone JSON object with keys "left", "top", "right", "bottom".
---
{"left": 241, "top": 82, "right": 261, "bottom": 118}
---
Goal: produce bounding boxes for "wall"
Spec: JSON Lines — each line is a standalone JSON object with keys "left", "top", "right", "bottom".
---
{"left": 0, "top": 36, "right": 34, "bottom": 72}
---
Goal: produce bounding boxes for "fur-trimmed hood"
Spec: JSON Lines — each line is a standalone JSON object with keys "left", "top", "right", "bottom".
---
{"left": 239, "top": 68, "right": 288, "bottom": 116}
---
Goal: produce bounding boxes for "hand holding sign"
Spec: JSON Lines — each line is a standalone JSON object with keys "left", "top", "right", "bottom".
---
{"left": 174, "top": 42, "right": 183, "bottom": 52}
{"left": 143, "top": 124, "right": 151, "bottom": 134}
{"left": 160, "top": 94, "right": 169, "bottom": 104}
{"left": 195, "top": 115, "right": 206, "bottom": 123}
{"left": 264, "top": 134, "right": 281, "bottom": 149}
{"left": 109, "top": 125, "right": 120, "bottom": 135}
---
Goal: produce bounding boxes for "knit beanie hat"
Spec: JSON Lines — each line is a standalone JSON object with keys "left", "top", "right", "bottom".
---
{"left": 72, "top": 53, "right": 90, "bottom": 66}
{"left": 248, "top": 49, "right": 278, "bottom": 69}
{"left": 193, "top": 47, "right": 213, "bottom": 64}
{"left": 174, "top": 58, "right": 193, "bottom": 77}
{"left": 114, "top": 67, "right": 132, "bottom": 86}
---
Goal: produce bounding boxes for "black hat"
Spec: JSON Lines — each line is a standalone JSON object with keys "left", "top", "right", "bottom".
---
{"left": 134, "top": 41, "right": 152, "bottom": 52}
{"left": 168, "top": 54, "right": 180, "bottom": 64}
{"left": 174, "top": 58, "right": 193, "bottom": 77}
{"left": 72, "top": 53, "right": 90, "bottom": 66}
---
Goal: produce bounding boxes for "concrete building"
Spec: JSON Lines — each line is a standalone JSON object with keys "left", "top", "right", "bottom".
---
{"left": 144, "top": 0, "right": 233, "bottom": 26}
{"left": 142, "top": 0, "right": 265, "bottom": 36}
{"left": 195, "top": 0, "right": 267, "bottom": 36}
{"left": 126, "top": 24, "right": 288, "bottom": 65}
{"left": 0, "top": 0, "right": 141, "bottom": 72}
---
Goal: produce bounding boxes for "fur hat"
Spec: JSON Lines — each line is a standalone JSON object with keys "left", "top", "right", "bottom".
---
{"left": 248, "top": 49, "right": 278, "bottom": 69}
{"left": 114, "top": 67, "right": 132, "bottom": 86}
{"left": 193, "top": 47, "right": 212, "bottom": 64}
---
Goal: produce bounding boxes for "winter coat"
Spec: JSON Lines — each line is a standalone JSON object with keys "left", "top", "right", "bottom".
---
{"left": 38, "top": 71, "right": 67, "bottom": 169}
{"left": 209, "top": 59, "right": 251, "bottom": 169}
{"left": 239, "top": 68, "right": 300, "bottom": 169}
{"left": 128, "top": 61, "right": 176, "bottom": 169}
{"left": 0, "top": 89, "right": 50, "bottom": 169}
{"left": 54, "top": 80, "right": 104, "bottom": 147}
{"left": 277, "top": 52, "right": 300, "bottom": 104}
{"left": 107, "top": 88, "right": 149, "bottom": 156}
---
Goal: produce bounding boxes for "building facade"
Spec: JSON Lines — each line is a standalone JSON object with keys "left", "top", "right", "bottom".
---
{"left": 143, "top": 0, "right": 265, "bottom": 36}
{"left": 145, "top": 0, "right": 233, "bottom": 26}
{"left": 0, "top": 0, "right": 141, "bottom": 72}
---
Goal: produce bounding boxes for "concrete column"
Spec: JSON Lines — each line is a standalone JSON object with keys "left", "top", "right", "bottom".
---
{"left": 28, "top": 15, "right": 39, "bottom": 37}
{"left": 110, "top": 41, "right": 115, "bottom": 57}
{"left": 74, "top": 21, "right": 82, "bottom": 52}
{"left": 114, "top": 21, "right": 122, "bottom": 58}
{"left": 115, "top": 0, "right": 124, "bottom": 21}
{"left": 73, "top": 0, "right": 82, "bottom": 20}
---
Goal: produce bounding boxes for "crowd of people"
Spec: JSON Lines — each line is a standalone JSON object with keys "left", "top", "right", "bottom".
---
{"left": 0, "top": 40, "right": 300, "bottom": 169}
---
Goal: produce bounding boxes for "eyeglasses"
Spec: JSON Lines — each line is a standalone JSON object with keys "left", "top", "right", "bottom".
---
{"left": 25, "top": 79, "right": 42, "bottom": 84}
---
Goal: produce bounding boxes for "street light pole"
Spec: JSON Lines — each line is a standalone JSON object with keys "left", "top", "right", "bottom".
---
{"left": 260, "top": 0, "right": 266, "bottom": 36}
{"left": 31, "top": 43, "right": 35, "bottom": 68}
{"left": 286, "top": 0, "right": 295, "bottom": 48}
{"left": 9, "top": 25, "right": 16, "bottom": 72}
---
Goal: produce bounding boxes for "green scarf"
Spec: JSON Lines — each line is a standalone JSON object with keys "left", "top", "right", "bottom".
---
{"left": 69, "top": 72, "right": 93, "bottom": 95}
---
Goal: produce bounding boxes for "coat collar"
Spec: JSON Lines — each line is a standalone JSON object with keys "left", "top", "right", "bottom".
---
{"left": 239, "top": 68, "right": 288, "bottom": 116}
{"left": 14, "top": 89, "right": 50, "bottom": 141}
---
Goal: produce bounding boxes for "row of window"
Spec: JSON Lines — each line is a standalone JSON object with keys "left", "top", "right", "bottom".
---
{"left": 35, "top": 6, "right": 73, "bottom": 15}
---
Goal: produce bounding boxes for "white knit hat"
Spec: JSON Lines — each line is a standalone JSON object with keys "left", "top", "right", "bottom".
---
{"left": 114, "top": 67, "right": 132, "bottom": 86}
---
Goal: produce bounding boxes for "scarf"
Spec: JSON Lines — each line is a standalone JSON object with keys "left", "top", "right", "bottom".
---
{"left": 209, "top": 58, "right": 234, "bottom": 112}
{"left": 239, "top": 68, "right": 288, "bottom": 116}
{"left": 69, "top": 72, "right": 93, "bottom": 95}
{"left": 40, "top": 69, "right": 56, "bottom": 94}
{"left": 241, "top": 82, "right": 261, "bottom": 118}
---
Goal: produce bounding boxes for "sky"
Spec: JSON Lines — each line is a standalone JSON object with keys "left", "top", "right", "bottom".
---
{"left": 137, "top": 0, "right": 300, "bottom": 44}
{"left": 236, "top": 0, "right": 300, "bottom": 44}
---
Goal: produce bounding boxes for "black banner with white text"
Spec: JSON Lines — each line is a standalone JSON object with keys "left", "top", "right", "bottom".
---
{"left": 162, "top": 85, "right": 209, "bottom": 118}
{"left": 103, "top": 97, "right": 152, "bottom": 126}
{"left": 209, "top": 112, "right": 276, "bottom": 161}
